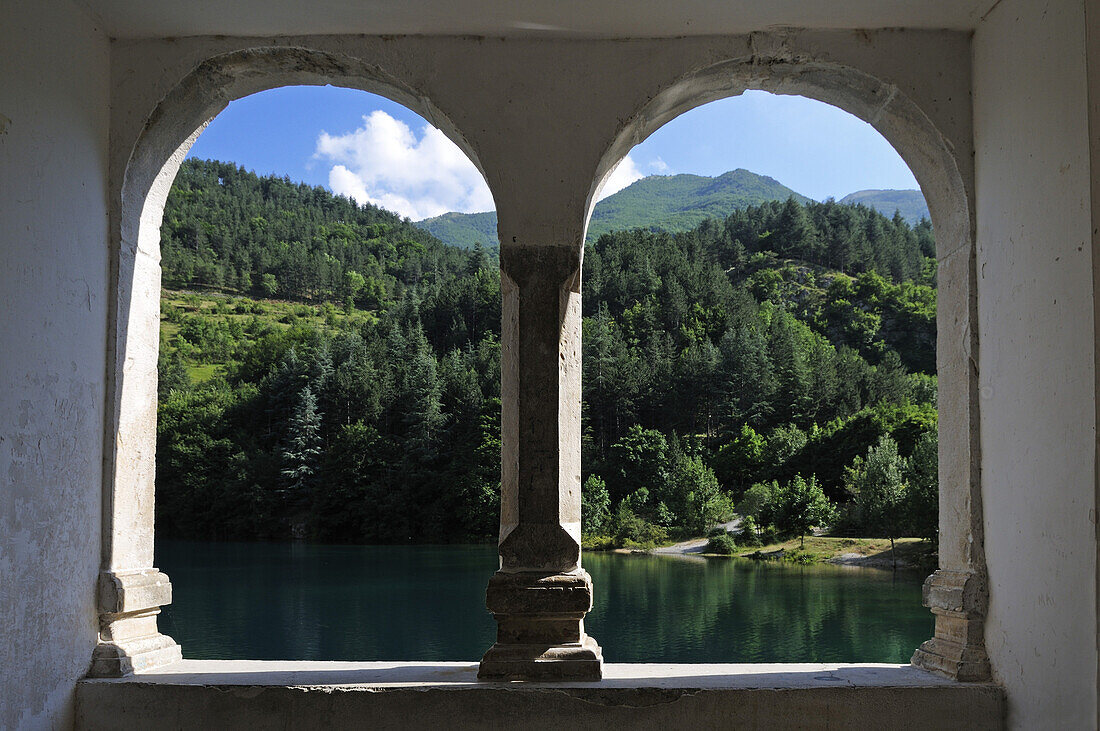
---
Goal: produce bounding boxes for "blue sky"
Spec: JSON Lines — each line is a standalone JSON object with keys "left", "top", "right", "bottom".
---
{"left": 187, "top": 85, "right": 919, "bottom": 220}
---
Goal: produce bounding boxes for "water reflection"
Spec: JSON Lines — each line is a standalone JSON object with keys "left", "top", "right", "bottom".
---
{"left": 583, "top": 552, "right": 931, "bottom": 663}
{"left": 157, "top": 541, "right": 931, "bottom": 663}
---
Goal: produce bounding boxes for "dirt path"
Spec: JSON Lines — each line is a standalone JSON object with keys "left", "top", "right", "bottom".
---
{"left": 651, "top": 518, "right": 740, "bottom": 554}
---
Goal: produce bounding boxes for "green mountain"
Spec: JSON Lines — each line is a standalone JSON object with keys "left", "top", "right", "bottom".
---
{"left": 417, "top": 169, "right": 810, "bottom": 248}
{"left": 587, "top": 169, "right": 811, "bottom": 240}
{"left": 416, "top": 211, "right": 498, "bottom": 251}
{"left": 839, "top": 189, "right": 930, "bottom": 224}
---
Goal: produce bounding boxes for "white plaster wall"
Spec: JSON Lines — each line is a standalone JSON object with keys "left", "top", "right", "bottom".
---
{"left": 0, "top": 1, "right": 111, "bottom": 728}
{"left": 974, "top": 0, "right": 1097, "bottom": 727}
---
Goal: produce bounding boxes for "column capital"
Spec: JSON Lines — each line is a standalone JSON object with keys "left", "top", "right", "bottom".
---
{"left": 98, "top": 568, "right": 173, "bottom": 615}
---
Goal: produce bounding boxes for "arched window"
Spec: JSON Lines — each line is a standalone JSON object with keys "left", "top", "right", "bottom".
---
{"left": 93, "top": 48, "right": 498, "bottom": 676}
{"left": 579, "top": 90, "right": 939, "bottom": 664}
{"left": 589, "top": 58, "right": 986, "bottom": 680}
{"left": 94, "top": 40, "right": 986, "bottom": 684}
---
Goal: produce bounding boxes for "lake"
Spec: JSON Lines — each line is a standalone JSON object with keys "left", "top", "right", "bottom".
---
{"left": 156, "top": 541, "right": 933, "bottom": 663}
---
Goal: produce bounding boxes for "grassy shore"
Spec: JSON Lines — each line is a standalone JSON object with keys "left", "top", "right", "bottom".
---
{"left": 587, "top": 532, "right": 937, "bottom": 571}
{"left": 728, "top": 536, "right": 934, "bottom": 570}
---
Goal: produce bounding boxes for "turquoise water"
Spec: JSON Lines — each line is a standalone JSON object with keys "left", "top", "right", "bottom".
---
{"left": 157, "top": 541, "right": 932, "bottom": 663}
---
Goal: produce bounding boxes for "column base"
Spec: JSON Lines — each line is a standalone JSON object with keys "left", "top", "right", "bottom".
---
{"left": 90, "top": 633, "right": 182, "bottom": 678}
{"left": 910, "top": 569, "right": 990, "bottom": 682}
{"left": 88, "top": 568, "right": 182, "bottom": 678}
{"left": 479, "top": 635, "right": 603, "bottom": 681}
{"left": 479, "top": 569, "right": 603, "bottom": 681}
{"left": 911, "top": 638, "right": 990, "bottom": 682}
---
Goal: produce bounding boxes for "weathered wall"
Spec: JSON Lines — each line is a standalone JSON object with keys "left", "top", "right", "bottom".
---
{"left": 974, "top": 0, "right": 1098, "bottom": 727}
{"left": 0, "top": 1, "right": 111, "bottom": 728}
{"left": 1090, "top": 2, "right": 1100, "bottom": 726}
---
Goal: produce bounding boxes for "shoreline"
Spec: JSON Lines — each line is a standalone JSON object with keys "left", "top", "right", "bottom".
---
{"left": 591, "top": 535, "right": 934, "bottom": 571}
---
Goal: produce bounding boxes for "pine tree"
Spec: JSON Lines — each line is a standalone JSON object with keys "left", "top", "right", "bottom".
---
{"left": 772, "top": 197, "right": 817, "bottom": 259}
{"left": 280, "top": 386, "right": 322, "bottom": 498}
{"left": 676, "top": 338, "right": 721, "bottom": 436}
{"left": 403, "top": 323, "right": 444, "bottom": 458}
{"left": 767, "top": 312, "right": 811, "bottom": 426}
{"left": 719, "top": 323, "right": 775, "bottom": 428}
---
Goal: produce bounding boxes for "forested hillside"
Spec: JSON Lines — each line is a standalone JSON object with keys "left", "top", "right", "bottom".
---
{"left": 160, "top": 158, "right": 493, "bottom": 303}
{"left": 580, "top": 201, "right": 937, "bottom": 547}
{"left": 157, "top": 159, "right": 938, "bottom": 548}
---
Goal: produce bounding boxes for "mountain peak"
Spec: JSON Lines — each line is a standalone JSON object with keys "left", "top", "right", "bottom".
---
{"left": 417, "top": 169, "right": 811, "bottom": 248}
{"left": 839, "top": 189, "right": 929, "bottom": 224}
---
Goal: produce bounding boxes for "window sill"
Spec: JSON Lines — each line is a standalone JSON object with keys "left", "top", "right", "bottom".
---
{"left": 77, "top": 661, "right": 1004, "bottom": 729}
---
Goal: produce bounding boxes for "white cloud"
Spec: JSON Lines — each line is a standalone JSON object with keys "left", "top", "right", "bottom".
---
{"left": 315, "top": 111, "right": 494, "bottom": 220}
{"left": 596, "top": 154, "right": 645, "bottom": 202}
{"left": 649, "top": 156, "right": 670, "bottom": 173}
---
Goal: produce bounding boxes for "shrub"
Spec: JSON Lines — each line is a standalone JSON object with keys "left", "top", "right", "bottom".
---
{"left": 706, "top": 533, "right": 738, "bottom": 555}
{"left": 759, "top": 523, "right": 779, "bottom": 546}
{"left": 783, "top": 550, "right": 819, "bottom": 565}
{"left": 611, "top": 505, "right": 667, "bottom": 548}
{"left": 162, "top": 303, "right": 184, "bottom": 323}
{"left": 582, "top": 535, "right": 616, "bottom": 551}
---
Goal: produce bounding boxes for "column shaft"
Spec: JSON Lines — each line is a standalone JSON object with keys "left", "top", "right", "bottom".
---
{"left": 91, "top": 231, "right": 180, "bottom": 677}
{"left": 479, "top": 244, "right": 602, "bottom": 681}
{"left": 911, "top": 230, "right": 990, "bottom": 680}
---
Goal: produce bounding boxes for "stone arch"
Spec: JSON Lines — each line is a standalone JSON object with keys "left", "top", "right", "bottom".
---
{"left": 122, "top": 47, "right": 489, "bottom": 254}
{"left": 95, "top": 46, "right": 492, "bottom": 676}
{"left": 588, "top": 57, "right": 987, "bottom": 680}
{"left": 591, "top": 59, "right": 968, "bottom": 260}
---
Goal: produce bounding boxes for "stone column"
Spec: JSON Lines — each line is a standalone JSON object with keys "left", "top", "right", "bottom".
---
{"left": 910, "top": 229, "right": 990, "bottom": 681}
{"left": 90, "top": 187, "right": 182, "bottom": 677}
{"left": 478, "top": 243, "right": 603, "bottom": 681}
